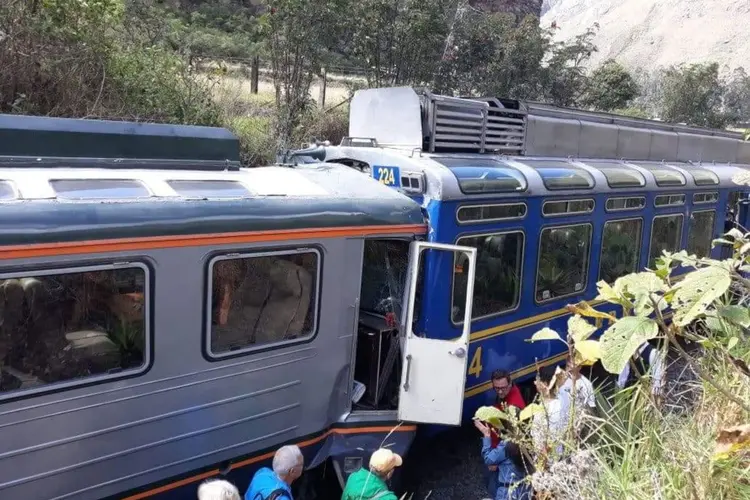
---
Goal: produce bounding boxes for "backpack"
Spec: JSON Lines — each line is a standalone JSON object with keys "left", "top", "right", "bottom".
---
{"left": 624, "top": 343, "right": 655, "bottom": 388}
{"left": 254, "top": 488, "right": 290, "bottom": 500}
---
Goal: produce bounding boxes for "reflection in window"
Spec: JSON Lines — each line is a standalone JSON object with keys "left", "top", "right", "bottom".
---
{"left": 542, "top": 199, "right": 594, "bottom": 216}
{"left": 0, "top": 267, "right": 147, "bottom": 395}
{"left": 361, "top": 240, "right": 410, "bottom": 317}
{"left": 649, "top": 215, "right": 684, "bottom": 267}
{"left": 654, "top": 194, "right": 686, "bottom": 207}
{"left": 536, "top": 225, "right": 592, "bottom": 302}
{"left": 524, "top": 160, "right": 594, "bottom": 190}
{"left": 693, "top": 192, "right": 719, "bottom": 204}
{"left": 584, "top": 162, "right": 646, "bottom": 188}
{"left": 51, "top": 179, "right": 150, "bottom": 199}
{"left": 687, "top": 211, "right": 716, "bottom": 258}
{"left": 434, "top": 157, "right": 527, "bottom": 194}
{"left": 210, "top": 251, "right": 318, "bottom": 354}
{"left": 606, "top": 197, "right": 646, "bottom": 211}
{"left": 0, "top": 181, "right": 16, "bottom": 200}
{"left": 457, "top": 203, "right": 527, "bottom": 223}
{"left": 631, "top": 163, "right": 686, "bottom": 186}
{"left": 682, "top": 166, "right": 719, "bottom": 186}
{"left": 599, "top": 219, "right": 643, "bottom": 283}
{"left": 168, "top": 180, "right": 251, "bottom": 198}
{"left": 453, "top": 232, "right": 524, "bottom": 322}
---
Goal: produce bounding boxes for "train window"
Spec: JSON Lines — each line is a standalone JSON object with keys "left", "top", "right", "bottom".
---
{"left": 536, "top": 224, "right": 592, "bottom": 302}
{"left": 681, "top": 166, "right": 720, "bottom": 186}
{"left": 606, "top": 196, "right": 646, "bottom": 211}
{"left": 584, "top": 162, "right": 646, "bottom": 188}
{"left": 654, "top": 194, "right": 686, "bottom": 207}
{"left": 456, "top": 203, "right": 527, "bottom": 223}
{"left": 542, "top": 199, "right": 595, "bottom": 217}
{"left": 50, "top": 179, "right": 151, "bottom": 199}
{"left": 693, "top": 192, "right": 719, "bottom": 204}
{"left": 687, "top": 210, "right": 716, "bottom": 258}
{"left": 0, "top": 180, "right": 17, "bottom": 200}
{"left": 631, "top": 163, "right": 686, "bottom": 187}
{"left": 0, "top": 264, "right": 148, "bottom": 397}
{"left": 167, "top": 180, "right": 252, "bottom": 198}
{"left": 208, "top": 249, "right": 319, "bottom": 356}
{"left": 360, "top": 239, "right": 422, "bottom": 319}
{"left": 523, "top": 160, "right": 595, "bottom": 190}
{"left": 648, "top": 215, "right": 684, "bottom": 267}
{"left": 599, "top": 218, "right": 643, "bottom": 283}
{"left": 453, "top": 231, "right": 524, "bottom": 322}
{"left": 434, "top": 157, "right": 528, "bottom": 194}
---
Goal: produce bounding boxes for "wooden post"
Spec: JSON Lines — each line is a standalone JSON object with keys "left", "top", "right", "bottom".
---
{"left": 319, "top": 67, "right": 327, "bottom": 108}
{"left": 250, "top": 56, "right": 260, "bottom": 95}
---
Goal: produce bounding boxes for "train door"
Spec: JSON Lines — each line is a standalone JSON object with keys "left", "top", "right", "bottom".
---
{"left": 398, "top": 241, "right": 477, "bottom": 426}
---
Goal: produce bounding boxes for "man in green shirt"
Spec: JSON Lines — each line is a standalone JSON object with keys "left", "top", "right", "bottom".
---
{"left": 341, "top": 448, "right": 402, "bottom": 500}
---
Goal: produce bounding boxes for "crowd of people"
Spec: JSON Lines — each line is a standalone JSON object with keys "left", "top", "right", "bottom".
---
{"left": 193, "top": 340, "right": 665, "bottom": 500}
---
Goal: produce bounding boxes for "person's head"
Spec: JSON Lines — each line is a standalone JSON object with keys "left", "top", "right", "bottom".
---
{"left": 491, "top": 370, "right": 513, "bottom": 400}
{"left": 272, "top": 445, "right": 304, "bottom": 485}
{"left": 535, "top": 365, "right": 558, "bottom": 398}
{"left": 369, "top": 448, "right": 403, "bottom": 481}
{"left": 197, "top": 479, "right": 241, "bottom": 500}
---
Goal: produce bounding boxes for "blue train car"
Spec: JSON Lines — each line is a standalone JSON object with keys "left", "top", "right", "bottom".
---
{"left": 290, "top": 86, "right": 750, "bottom": 423}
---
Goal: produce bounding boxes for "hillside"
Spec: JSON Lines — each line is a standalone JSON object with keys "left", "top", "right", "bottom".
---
{"left": 541, "top": 0, "right": 750, "bottom": 73}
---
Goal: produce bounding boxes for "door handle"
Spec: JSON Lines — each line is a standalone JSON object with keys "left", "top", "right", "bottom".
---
{"left": 450, "top": 347, "right": 466, "bottom": 358}
{"left": 403, "top": 354, "right": 413, "bottom": 392}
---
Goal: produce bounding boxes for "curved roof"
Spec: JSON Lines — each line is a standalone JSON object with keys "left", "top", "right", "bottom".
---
{"left": 0, "top": 163, "right": 426, "bottom": 246}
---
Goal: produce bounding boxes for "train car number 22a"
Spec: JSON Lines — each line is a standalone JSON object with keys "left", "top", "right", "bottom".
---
{"left": 373, "top": 165, "right": 401, "bottom": 187}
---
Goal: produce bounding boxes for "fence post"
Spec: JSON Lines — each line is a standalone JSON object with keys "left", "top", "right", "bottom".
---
{"left": 251, "top": 56, "right": 260, "bottom": 94}
{"left": 319, "top": 67, "right": 327, "bottom": 108}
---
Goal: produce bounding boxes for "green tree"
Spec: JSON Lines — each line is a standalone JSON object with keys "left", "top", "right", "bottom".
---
{"left": 724, "top": 67, "right": 750, "bottom": 125}
{"left": 582, "top": 59, "right": 639, "bottom": 111}
{"left": 657, "top": 62, "right": 728, "bottom": 128}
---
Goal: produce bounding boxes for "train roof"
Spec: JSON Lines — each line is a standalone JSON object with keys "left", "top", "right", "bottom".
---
{"left": 0, "top": 164, "right": 426, "bottom": 247}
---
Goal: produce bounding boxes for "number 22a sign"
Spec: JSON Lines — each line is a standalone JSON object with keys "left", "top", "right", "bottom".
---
{"left": 373, "top": 165, "right": 401, "bottom": 187}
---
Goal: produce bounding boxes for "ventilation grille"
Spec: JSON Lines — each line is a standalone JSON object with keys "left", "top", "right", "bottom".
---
{"left": 420, "top": 90, "right": 527, "bottom": 155}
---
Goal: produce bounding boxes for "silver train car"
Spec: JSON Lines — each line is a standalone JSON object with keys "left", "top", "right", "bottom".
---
{"left": 0, "top": 115, "right": 470, "bottom": 499}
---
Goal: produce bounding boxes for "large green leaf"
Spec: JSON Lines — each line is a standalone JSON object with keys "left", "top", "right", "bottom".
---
{"left": 568, "top": 315, "right": 597, "bottom": 342}
{"left": 614, "top": 272, "right": 667, "bottom": 297}
{"left": 717, "top": 305, "right": 750, "bottom": 328}
{"left": 600, "top": 316, "right": 659, "bottom": 374}
{"left": 529, "top": 327, "right": 563, "bottom": 343}
{"left": 673, "top": 266, "right": 732, "bottom": 326}
{"left": 519, "top": 403, "right": 545, "bottom": 421}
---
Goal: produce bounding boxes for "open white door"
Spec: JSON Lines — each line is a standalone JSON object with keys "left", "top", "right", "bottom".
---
{"left": 397, "top": 241, "right": 477, "bottom": 426}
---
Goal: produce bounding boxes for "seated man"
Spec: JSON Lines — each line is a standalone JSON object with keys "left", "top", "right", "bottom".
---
{"left": 341, "top": 448, "right": 403, "bottom": 500}
{"left": 245, "top": 445, "right": 303, "bottom": 500}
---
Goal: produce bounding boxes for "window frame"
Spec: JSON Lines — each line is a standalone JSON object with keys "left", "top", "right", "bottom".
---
{"left": 693, "top": 192, "right": 719, "bottom": 205}
{"left": 455, "top": 202, "right": 528, "bottom": 224}
{"left": 654, "top": 194, "right": 686, "bottom": 208}
{"left": 534, "top": 222, "right": 593, "bottom": 304}
{"left": 166, "top": 179, "right": 253, "bottom": 199}
{"left": 598, "top": 217, "right": 644, "bottom": 283}
{"left": 605, "top": 196, "right": 646, "bottom": 212}
{"left": 648, "top": 213, "right": 685, "bottom": 266}
{"left": 0, "top": 260, "right": 152, "bottom": 403}
{"left": 49, "top": 178, "right": 153, "bottom": 200}
{"left": 205, "top": 247, "right": 322, "bottom": 360}
{"left": 451, "top": 229, "right": 525, "bottom": 325}
{"left": 541, "top": 198, "right": 595, "bottom": 217}
{"left": 0, "top": 180, "right": 18, "bottom": 201}
{"left": 687, "top": 209, "right": 717, "bottom": 258}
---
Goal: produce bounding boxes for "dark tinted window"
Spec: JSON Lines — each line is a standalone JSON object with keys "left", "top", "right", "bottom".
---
{"left": 542, "top": 199, "right": 595, "bottom": 216}
{"left": 693, "top": 192, "right": 719, "bottom": 204}
{"left": 632, "top": 163, "right": 686, "bottom": 186}
{"left": 655, "top": 194, "right": 686, "bottom": 207}
{"left": 599, "top": 219, "right": 643, "bottom": 283}
{"left": 51, "top": 179, "right": 150, "bottom": 199}
{"left": 168, "top": 180, "right": 251, "bottom": 198}
{"left": 209, "top": 251, "right": 319, "bottom": 355}
{"left": 523, "top": 160, "right": 594, "bottom": 190}
{"left": 0, "top": 266, "right": 147, "bottom": 396}
{"left": 606, "top": 197, "right": 646, "bottom": 211}
{"left": 649, "top": 215, "right": 684, "bottom": 267}
{"left": 687, "top": 210, "right": 716, "bottom": 258}
{"left": 683, "top": 167, "right": 719, "bottom": 186}
{"left": 457, "top": 203, "right": 527, "bottom": 223}
{"left": 453, "top": 232, "right": 524, "bottom": 322}
{"left": 584, "top": 162, "right": 646, "bottom": 188}
{"left": 536, "top": 224, "right": 592, "bottom": 302}
{"left": 435, "top": 158, "right": 527, "bottom": 194}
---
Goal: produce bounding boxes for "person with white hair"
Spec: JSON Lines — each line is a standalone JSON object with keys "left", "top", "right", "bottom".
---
{"left": 197, "top": 479, "right": 241, "bottom": 500}
{"left": 244, "top": 444, "right": 304, "bottom": 500}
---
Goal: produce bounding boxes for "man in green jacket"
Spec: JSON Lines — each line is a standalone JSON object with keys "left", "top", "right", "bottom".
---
{"left": 341, "top": 448, "right": 402, "bottom": 500}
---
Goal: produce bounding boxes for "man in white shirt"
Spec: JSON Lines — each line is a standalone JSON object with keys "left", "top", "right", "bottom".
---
{"left": 616, "top": 341, "right": 666, "bottom": 398}
{"left": 531, "top": 366, "right": 566, "bottom": 463}
{"left": 560, "top": 355, "right": 596, "bottom": 413}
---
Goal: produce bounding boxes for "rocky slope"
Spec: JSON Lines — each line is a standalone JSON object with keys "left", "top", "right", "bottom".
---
{"left": 541, "top": 0, "right": 750, "bottom": 73}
